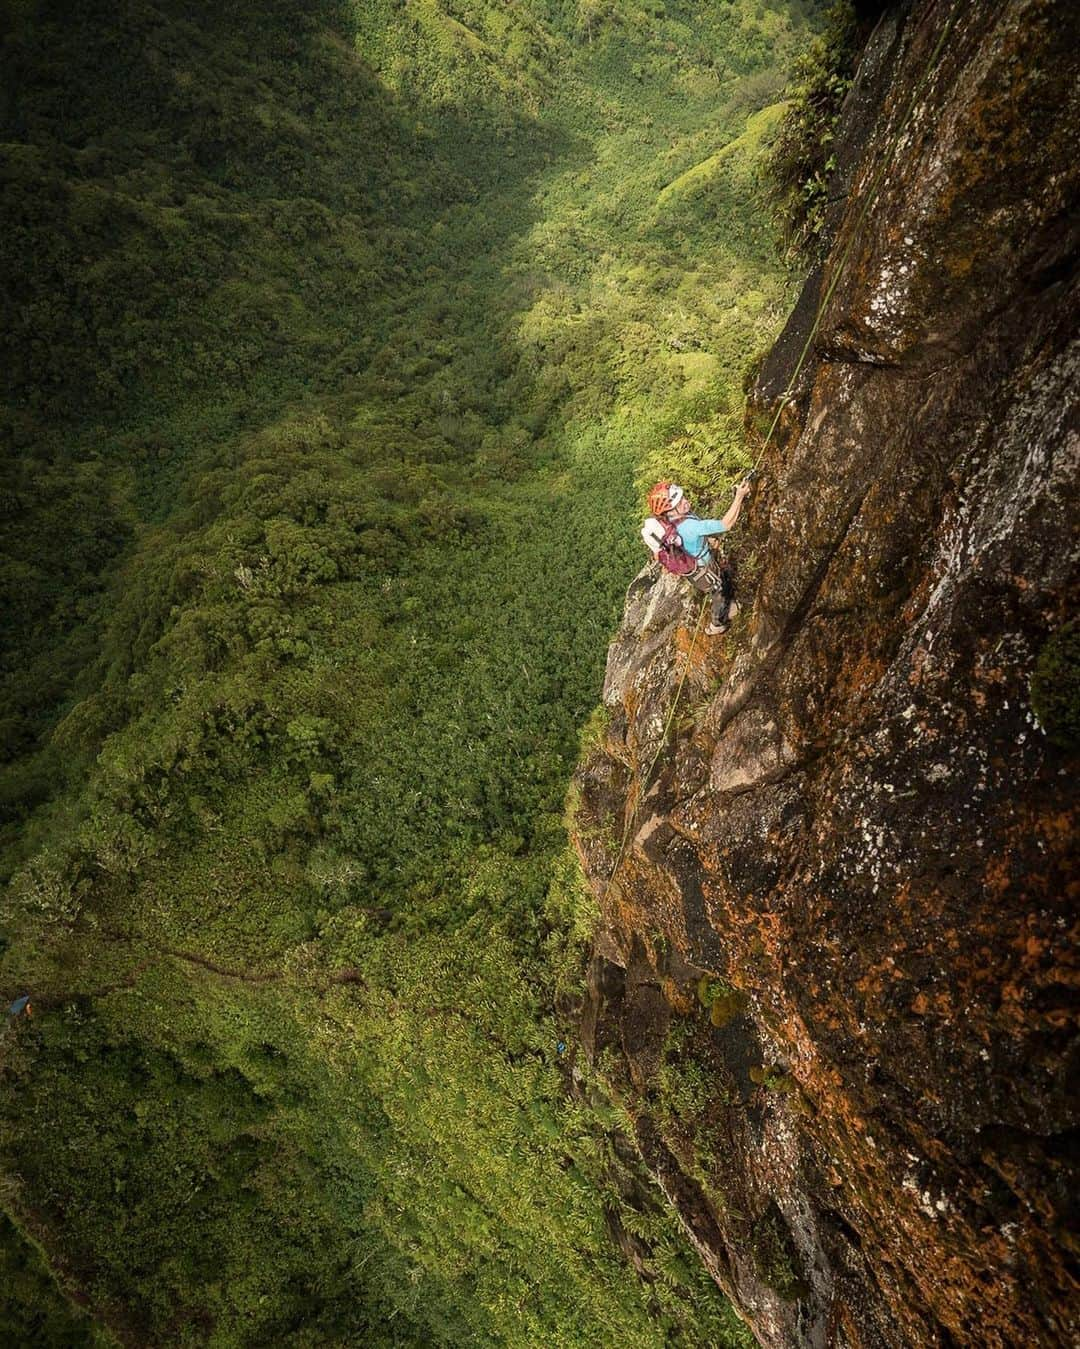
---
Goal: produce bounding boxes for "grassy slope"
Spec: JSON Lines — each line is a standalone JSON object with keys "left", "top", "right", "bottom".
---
{"left": 0, "top": 0, "right": 822, "bottom": 1341}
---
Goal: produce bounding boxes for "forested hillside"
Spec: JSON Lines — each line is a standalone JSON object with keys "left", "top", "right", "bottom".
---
{"left": 0, "top": 1, "right": 824, "bottom": 1341}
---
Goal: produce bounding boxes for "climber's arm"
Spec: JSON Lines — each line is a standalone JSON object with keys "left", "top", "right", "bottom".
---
{"left": 720, "top": 479, "right": 752, "bottom": 531}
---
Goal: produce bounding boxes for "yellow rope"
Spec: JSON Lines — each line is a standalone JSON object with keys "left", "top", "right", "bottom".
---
{"left": 604, "top": 1, "right": 961, "bottom": 893}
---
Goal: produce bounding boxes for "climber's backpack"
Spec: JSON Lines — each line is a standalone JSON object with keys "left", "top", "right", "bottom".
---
{"left": 651, "top": 519, "right": 697, "bottom": 575}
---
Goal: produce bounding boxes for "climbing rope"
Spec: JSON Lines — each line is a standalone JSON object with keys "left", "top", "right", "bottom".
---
{"left": 750, "top": 0, "right": 963, "bottom": 474}
{"left": 605, "top": 0, "right": 962, "bottom": 893}
{"left": 605, "top": 590, "right": 710, "bottom": 889}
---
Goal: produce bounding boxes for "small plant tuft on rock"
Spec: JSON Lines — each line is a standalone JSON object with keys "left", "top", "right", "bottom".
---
{"left": 1030, "top": 621, "right": 1080, "bottom": 750}
{"left": 750, "top": 1202, "right": 809, "bottom": 1301}
{"left": 696, "top": 976, "right": 748, "bottom": 1028}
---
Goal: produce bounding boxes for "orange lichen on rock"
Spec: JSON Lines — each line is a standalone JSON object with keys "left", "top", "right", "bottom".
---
{"left": 570, "top": 1, "right": 1079, "bottom": 1342}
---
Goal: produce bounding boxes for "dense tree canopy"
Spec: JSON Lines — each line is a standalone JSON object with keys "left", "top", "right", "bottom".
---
{"left": 0, "top": 0, "right": 826, "bottom": 1341}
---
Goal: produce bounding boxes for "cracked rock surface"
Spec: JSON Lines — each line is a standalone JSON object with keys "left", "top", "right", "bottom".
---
{"left": 571, "top": 2, "right": 1078, "bottom": 1344}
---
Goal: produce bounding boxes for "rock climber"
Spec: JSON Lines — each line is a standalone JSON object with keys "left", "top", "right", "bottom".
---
{"left": 641, "top": 478, "right": 752, "bottom": 634}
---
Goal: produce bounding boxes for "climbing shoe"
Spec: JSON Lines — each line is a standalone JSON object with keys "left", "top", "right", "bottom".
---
{"left": 705, "top": 601, "right": 739, "bottom": 636}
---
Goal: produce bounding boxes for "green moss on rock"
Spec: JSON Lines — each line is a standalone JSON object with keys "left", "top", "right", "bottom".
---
{"left": 1031, "top": 621, "right": 1080, "bottom": 750}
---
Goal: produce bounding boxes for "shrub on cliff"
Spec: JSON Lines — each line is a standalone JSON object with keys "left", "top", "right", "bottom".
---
{"left": 766, "top": 0, "right": 856, "bottom": 256}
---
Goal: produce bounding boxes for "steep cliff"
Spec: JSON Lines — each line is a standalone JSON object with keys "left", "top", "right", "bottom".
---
{"left": 571, "top": 2, "right": 1079, "bottom": 1344}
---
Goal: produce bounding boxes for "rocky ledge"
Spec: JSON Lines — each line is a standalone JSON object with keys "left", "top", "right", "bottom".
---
{"left": 571, "top": 1, "right": 1078, "bottom": 1344}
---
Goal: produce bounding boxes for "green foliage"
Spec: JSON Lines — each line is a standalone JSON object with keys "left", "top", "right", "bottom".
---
{"left": 696, "top": 975, "right": 749, "bottom": 1029}
{"left": 656, "top": 1022, "right": 714, "bottom": 1123}
{"left": 0, "top": 996, "right": 427, "bottom": 1345}
{"left": 765, "top": 0, "right": 856, "bottom": 256}
{"left": 749, "top": 1202, "right": 809, "bottom": 1301}
{"left": 0, "top": 1213, "right": 111, "bottom": 1348}
{"left": 1031, "top": 621, "right": 1080, "bottom": 750}
{"left": 0, "top": 0, "right": 821, "bottom": 1341}
{"left": 749, "top": 1063, "right": 797, "bottom": 1092}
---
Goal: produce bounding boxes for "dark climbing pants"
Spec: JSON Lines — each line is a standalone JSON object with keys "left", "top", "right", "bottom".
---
{"left": 690, "top": 558, "right": 734, "bottom": 626}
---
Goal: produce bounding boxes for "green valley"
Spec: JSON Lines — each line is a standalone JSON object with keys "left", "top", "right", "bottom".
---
{"left": 0, "top": 0, "right": 825, "bottom": 1341}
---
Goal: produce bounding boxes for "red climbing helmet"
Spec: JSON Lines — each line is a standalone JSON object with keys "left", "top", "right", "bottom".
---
{"left": 648, "top": 481, "right": 685, "bottom": 516}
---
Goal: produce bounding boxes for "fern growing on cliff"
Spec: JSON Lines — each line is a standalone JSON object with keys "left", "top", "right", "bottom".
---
{"left": 766, "top": 0, "right": 856, "bottom": 256}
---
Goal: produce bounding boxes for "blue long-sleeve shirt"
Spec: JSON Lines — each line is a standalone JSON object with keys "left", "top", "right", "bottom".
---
{"left": 674, "top": 515, "right": 727, "bottom": 563}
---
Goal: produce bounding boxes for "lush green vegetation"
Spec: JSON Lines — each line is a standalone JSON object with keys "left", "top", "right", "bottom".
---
{"left": 765, "top": 0, "right": 856, "bottom": 255}
{"left": 0, "top": 1213, "right": 108, "bottom": 1348}
{"left": 1, "top": 0, "right": 823, "bottom": 1340}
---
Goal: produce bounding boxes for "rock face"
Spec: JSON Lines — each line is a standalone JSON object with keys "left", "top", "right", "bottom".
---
{"left": 571, "top": 2, "right": 1078, "bottom": 1345}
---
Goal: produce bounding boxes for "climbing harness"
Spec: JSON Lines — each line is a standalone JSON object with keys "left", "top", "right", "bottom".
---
{"left": 606, "top": 1, "right": 963, "bottom": 895}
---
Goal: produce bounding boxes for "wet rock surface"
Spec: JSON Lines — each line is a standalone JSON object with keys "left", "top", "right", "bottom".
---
{"left": 571, "top": 2, "right": 1079, "bottom": 1344}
